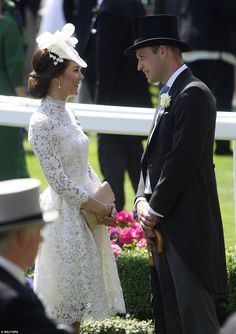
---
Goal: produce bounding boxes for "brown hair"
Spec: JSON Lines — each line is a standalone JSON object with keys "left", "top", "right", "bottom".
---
{"left": 28, "top": 49, "right": 69, "bottom": 98}
{"left": 151, "top": 44, "right": 182, "bottom": 56}
{"left": 150, "top": 45, "right": 160, "bottom": 54}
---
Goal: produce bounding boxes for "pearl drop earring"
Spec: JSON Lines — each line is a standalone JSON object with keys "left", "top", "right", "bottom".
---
{"left": 58, "top": 79, "right": 61, "bottom": 89}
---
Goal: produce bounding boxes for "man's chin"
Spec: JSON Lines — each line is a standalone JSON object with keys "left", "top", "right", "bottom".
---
{"left": 148, "top": 78, "right": 158, "bottom": 85}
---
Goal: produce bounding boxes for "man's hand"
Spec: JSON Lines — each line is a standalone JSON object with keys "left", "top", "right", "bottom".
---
{"left": 136, "top": 200, "right": 160, "bottom": 243}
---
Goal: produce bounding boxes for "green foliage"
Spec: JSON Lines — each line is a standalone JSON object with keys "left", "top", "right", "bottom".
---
{"left": 226, "top": 246, "right": 236, "bottom": 314}
{"left": 116, "top": 248, "right": 153, "bottom": 320}
{"left": 80, "top": 316, "right": 154, "bottom": 334}
{"left": 214, "top": 246, "right": 236, "bottom": 324}
{"left": 214, "top": 155, "right": 235, "bottom": 248}
{"left": 115, "top": 247, "right": 236, "bottom": 326}
{"left": 26, "top": 236, "right": 236, "bottom": 330}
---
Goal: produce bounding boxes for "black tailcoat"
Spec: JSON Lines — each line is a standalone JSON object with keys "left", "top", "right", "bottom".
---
{"left": 0, "top": 266, "right": 74, "bottom": 333}
{"left": 136, "top": 68, "right": 227, "bottom": 294}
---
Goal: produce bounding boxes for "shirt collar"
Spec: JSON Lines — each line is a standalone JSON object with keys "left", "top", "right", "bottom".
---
{"left": 0, "top": 256, "right": 25, "bottom": 285}
{"left": 166, "top": 64, "right": 188, "bottom": 89}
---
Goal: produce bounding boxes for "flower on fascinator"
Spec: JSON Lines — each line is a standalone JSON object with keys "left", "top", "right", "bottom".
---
{"left": 48, "top": 51, "right": 64, "bottom": 66}
{"left": 160, "top": 93, "right": 171, "bottom": 109}
{"left": 36, "top": 23, "right": 87, "bottom": 68}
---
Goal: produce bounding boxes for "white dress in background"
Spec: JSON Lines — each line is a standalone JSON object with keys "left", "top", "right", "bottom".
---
{"left": 28, "top": 95, "right": 125, "bottom": 324}
{"left": 38, "top": 0, "right": 66, "bottom": 35}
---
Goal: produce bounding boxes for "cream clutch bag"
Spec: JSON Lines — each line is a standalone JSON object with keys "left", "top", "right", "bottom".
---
{"left": 81, "top": 181, "right": 115, "bottom": 226}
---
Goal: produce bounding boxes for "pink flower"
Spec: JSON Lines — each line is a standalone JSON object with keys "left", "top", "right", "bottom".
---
{"left": 131, "top": 226, "right": 143, "bottom": 240}
{"left": 110, "top": 243, "right": 122, "bottom": 258}
{"left": 119, "top": 227, "right": 136, "bottom": 245}
{"left": 130, "top": 221, "right": 140, "bottom": 229}
{"left": 136, "top": 238, "right": 147, "bottom": 249}
{"left": 116, "top": 210, "right": 135, "bottom": 227}
{"left": 108, "top": 226, "right": 120, "bottom": 240}
{"left": 109, "top": 222, "right": 118, "bottom": 228}
{"left": 109, "top": 210, "right": 147, "bottom": 255}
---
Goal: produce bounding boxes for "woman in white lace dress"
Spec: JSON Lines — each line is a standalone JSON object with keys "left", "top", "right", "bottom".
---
{"left": 28, "top": 24, "right": 125, "bottom": 333}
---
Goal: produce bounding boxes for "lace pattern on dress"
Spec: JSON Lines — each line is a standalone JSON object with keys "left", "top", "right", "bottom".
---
{"left": 28, "top": 96, "right": 125, "bottom": 323}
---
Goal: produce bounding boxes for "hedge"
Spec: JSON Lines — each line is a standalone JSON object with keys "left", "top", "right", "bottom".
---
{"left": 226, "top": 246, "right": 236, "bottom": 314}
{"left": 116, "top": 248, "right": 153, "bottom": 320}
{"left": 80, "top": 249, "right": 154, "bottom": 333}
{"left": 80, "top": 316, "right": 154, "bottom": 334}
{"left": 80, "top": 246, "right": 236, "bottom": 333}
{"left": 27, "top": 246, "right": 236, "bottom": 332}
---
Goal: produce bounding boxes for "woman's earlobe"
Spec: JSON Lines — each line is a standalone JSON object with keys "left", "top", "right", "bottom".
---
{"left": 58, "top": 79, "right": 61, "bottom": 89}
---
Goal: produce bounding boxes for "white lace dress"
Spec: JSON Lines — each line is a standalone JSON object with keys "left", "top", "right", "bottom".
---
{"left": 28, "top": 96, "right": 125, "bottom": 324}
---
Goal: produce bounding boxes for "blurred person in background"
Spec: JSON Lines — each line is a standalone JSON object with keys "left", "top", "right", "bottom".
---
{"left": 70, "top": 0, "right": 97, "bottom": 103}
{"left": 38, "top": 0, "right": 65, "bottom": 35}
{"left": 0, "top": 0, "right": 29, "bottom": 180}
{"left": 154, "top": 0, "right": 236, "bottom": 155}
{"left": 0, "top": 178, "right": 75, "bottom": 333}
{"left": 75, "top": 0, "right": 153, "bottom": 211}
{"left": 15, "top": 0, "right": 41, "bottom": 80}
{"left": 94, "top": 0, "right": 153, "bottom": 211}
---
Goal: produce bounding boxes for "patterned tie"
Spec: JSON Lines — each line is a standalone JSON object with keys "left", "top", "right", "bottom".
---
{"left": 158, "top": 84, "right": 170, "bottom": 98}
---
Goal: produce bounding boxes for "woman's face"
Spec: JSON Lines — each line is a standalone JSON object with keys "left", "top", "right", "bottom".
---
{"left": 59, "top": 60, "right": 84, "bottom": 97}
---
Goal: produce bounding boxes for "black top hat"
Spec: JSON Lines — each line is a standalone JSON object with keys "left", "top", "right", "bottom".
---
{"left": 124, "top": 14, "right": 191, "bottom": 55}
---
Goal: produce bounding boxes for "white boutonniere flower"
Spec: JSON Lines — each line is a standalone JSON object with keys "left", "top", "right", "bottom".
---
{"left": 160, "top": 93, "right": 171, "bottom": 109}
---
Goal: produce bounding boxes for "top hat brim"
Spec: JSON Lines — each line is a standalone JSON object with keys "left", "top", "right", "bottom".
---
{"left": 0, "top": 178, "right": 59, "bottom": 232}
{"left": 0, "top": 209, "right": 58, "bottom": 232}
{"left": 124, "top": 37, "right": 192, "bottom": 55}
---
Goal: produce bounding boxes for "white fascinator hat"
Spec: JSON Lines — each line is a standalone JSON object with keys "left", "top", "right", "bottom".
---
{"left": 36, "top": 23, "right": 87, "bottom": 68}
{"left": 0, "top": 178, "right": 58, "bottom": 231}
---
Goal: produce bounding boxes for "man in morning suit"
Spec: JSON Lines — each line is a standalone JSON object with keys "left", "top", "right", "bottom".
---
{"left": 0, "top": 178, "right": 74, "bottom": 334}
{"left": 125, "top": 14, "right": 228, "bottom": 334}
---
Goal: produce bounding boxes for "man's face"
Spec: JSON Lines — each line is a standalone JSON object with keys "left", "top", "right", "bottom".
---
{"left": 24, "top": 225, "right": 44, "bottom": 268}
{"left": 136, "top": 46, "right": 166, "bottom": 84}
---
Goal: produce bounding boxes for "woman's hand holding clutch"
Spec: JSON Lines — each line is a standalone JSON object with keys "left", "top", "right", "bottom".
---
{"left": 81, "top": 181, "right": 117, "bottom": 227}
{"left": 96, "top": 203, "right": 116, "bottom": 226}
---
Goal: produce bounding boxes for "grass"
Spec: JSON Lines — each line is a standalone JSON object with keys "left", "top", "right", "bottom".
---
{"left": 214, "top": 154, "right": 235, "bottom": 247}
{"left": 24, "top": 134, "right": 236, "bottom": 249}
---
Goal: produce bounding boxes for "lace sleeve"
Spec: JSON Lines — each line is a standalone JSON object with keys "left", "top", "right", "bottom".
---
{"left": 28, "top": 114, "right": 89, "bottom": 208}
{"left": 87, "top": 163, "right": 102, "bottom": 189}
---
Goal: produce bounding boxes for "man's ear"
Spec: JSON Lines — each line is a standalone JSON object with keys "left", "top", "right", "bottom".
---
{"left": 159, "top": 45, "right": 168, "bottom": 56}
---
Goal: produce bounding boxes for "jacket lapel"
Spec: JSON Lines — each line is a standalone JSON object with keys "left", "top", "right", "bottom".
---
{"left": 147, "top": 68, "right": 193, "bottom": 146}
{"left": 147, "top": 106, "right": 160, "bottom": 143}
